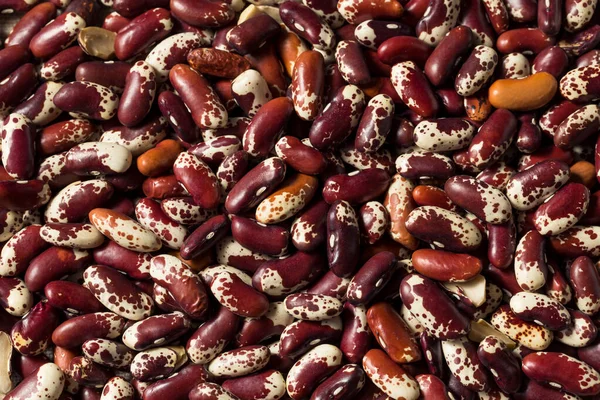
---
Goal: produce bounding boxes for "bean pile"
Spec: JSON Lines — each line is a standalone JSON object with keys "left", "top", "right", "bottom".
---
{"left": 0, "top": 0, "right": 600, "bottom": 399}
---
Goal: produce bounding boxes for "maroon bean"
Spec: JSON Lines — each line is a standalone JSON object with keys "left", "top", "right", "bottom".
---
{"left": 45, "top": 281, "right": 104, "bottom": 314}
{"left": 323, "top": 169, "right": 390, "bottom": 205}
{"left": 169, "top": 64, "right": 228, "bottom": 129}
{"left": 67, "top": 356, "right": 111, "bottom": 388}
{"left": 186, "top": 305, "right": 240, "bottom": 364}
{"left": 236, "top": 301, "right": 293, "bottom": 347}
{"left": 309, "top": 85, "right": 366, "bottom": 150}
{"left": 170, "top": 0, "right": 234, "bottom": 28}
{"left": 29, "top": 12, "right": 86, "bottom": 59}
{"left": 532, "top": 46, "right": 569, "bottom": 79}
{"left": 391, "top": 61, "right": 439, "bottom": 118}
{"left": 488, "top": 218, "right": 517, "bottom": 269}
{"left": 0, "top": 225, "right": 50, "bottom": 277}
{"left": 0, "top": 64, "right": 38, "bottom": 115}
{"left": 405, "top": 206, "right": 482, "bottom": 252}
{"left": 441, "top": 337, "right": 490, "bottom": 392}
{"left": 54, "top": 82, "right": 119, "bottom": 121}
{"left": 75, "top": 61, "right": 131, "bottom": 94}
{"left": 477, "top": 336, "right": 521, "bottom": 393}
{"left": 347, "top": 252, "right": 397, "bottom": 305}
{"left": 455, "top": 45, "right": 498, "bottom": 97}
{"left": 150, "top": 255, "right": 209, "bottom": 320}
{"left": 279, "top": 317, "right": 342, "bottom": 358}
{"left": 280, "top": 1, "right": 335, "bottom": 50}
{"left": 0, "top": 46, "right": 30, "bottom": 82}
{"left": 92, "top": 241, "right": 151, "bottom": 280}
{"left": 467, "top": 109, "right": 517, "bottom": 169}
{"left": 400, "top": 274, "right": 470, "bottom": 339}
{"left": 5, "top": 2, "right": 57, "bottom": 48}
{"left": 378, "top": 36, "right": 433, "bottom": 68}
{"left": 522, "top": 352, "right": 600, "bottom": 396}
{"left": 416, "top": 0, "right": 461, "bottom": 45}
{"left": 225, "top": 157, "right": 286, "bottom": 214}
{"left": 243, "top": 97, "right": 294, "bottom": 158}
{"left": 569, "top": 256, "right": 600, "bottom": 316}
{"left": 445, "top": 175, "right": 512, "bottom": 224}
{"left": 424, "top": 26, "right": 474, "bottom": 87}
{"left": 180, "top": 214, "right": 230, "bottom": 260}
{"left": 1, "top": 114, "right": 36, "bottom": 180}
{"left": 172, "top": 152, "right": 219, "bottom": 209}
{"left": 459, "top": 0, "right": 496, "bottom": 46}
{"left": 118, "top": 61, "right": 157, "bottom": 127}
{"left": 327, "top": 200, "right": 360, "bottom": 278}
{"left": 311, "top": 364, "right": 365, "bottom": 400}
{"left": 142, "top": 364, "right": 208, "bottom": 400}
{"left": 215, "top": 237, "right": 272, "bottom": 274}
{"left": 549, "top": 226, "right": 600, "bottom": 258}
{"left": 397, "top": 151, "right": 455, "bottom": 180}
{"left": 157, "top": 90, "right": 200, "bottom": 143}
{"left": 4, "top": 363, "right": 64, "bottom": 400}
{"left": 226, "top": 14, "right": 280, "bottom": 55}
{"left": 11, "top": 301, "right": 61, "bottom": 356}
{"left": 497, "top": 28, "right": 555, "bottom": 55}
{"left": 114, "top": 8, "right": 173, "bottom": 60}
{"left": 25, "top": 246, "right": 91, "bottom": 292}
{"left": 222, "top": 369, "right": 286, "bottom": 400}
{"left": 335, "top": 40, "right": 371, "bottom": 85}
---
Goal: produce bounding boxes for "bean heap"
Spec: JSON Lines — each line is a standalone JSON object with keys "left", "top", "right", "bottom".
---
{"left": 0, "top": 0, "right": 600, "bottom": 399}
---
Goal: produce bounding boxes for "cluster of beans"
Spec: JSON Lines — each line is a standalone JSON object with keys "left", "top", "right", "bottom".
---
{"left": 1, "top": 0, "right": 600, "bottom": 399}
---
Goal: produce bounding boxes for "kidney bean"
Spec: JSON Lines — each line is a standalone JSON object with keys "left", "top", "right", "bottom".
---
{"left": 453, "top": 45, "right": 498, "bottom": 97}
{"left": 523, "top": 352, "right": 600, "bottom": 396}
{"left": 412, "top": 249, "right": 481, "bottom": 283}
{"left": 279, "top": 316, "right": 342, "bottom": 358}
{"left": 170, "top": 0, "right": 234, "bottom": 27}
{"left": 25, "top": 246, "right": 91, "bottom": 292}
{"left": 0, "top": 46, "right": 29, "bottom": 84}
{"left": 0, "top": 64, "right": 38, "bottom": 116}
{"left": 377, "top": 36, "right": 433, "bottom": 68}
{"left": 0, "top": 277, "right": 32, "bottom": 318}
{"left": 75, "top": 61, "right": 131, "bottom": 94}
{"left": 497, "top": 28, "right": 555, "bottom": 55}
{"left": 407, "top": 206, "right": 482, "bottom": 252}
{"left": 530, "top": 47, "right": 569, "bottom": 80}
{"left": 54, "top": 81, "right": 119, "bottom": 121}
{"left": 11, "top": 300, "right": 62, "bottom": 356}
{"left": 0, "top": 225, "right": 49, "bottom": 277}
{"left": 92, "top": 241, "right": 150, "bottom": 280}
{"left": 382, "top": 174, "right": 417, "bottom": 250}
{"left": 363, "top": 348, "right": 420, "bottom": 400}
{"left": 533, "top": 182, "right": 590, "bottom": 236}
{"left": 38, "top": 222, "right": 104, "bottom": 249}
{"left": 416, "top": 374, "right": 451, "bottom": 399}
{"left": 413, "top": 118, "right": 475, "bottom": 152}
{"left": 441, "top": 336, "right": 491, "bottom": 392}
{"left": 555, "top": 308, "right": 597, "bottom": 348}
{"left": 424, "top": 26, "right": 473, "bottom": 87}
{"left": 559, "top": 63, "right": 600, "bottom": 102}
{"left": 113, "top": 8, "right": 172, "bottom": 60}
{"left": 169, "top": 64, "right": 227, "bottom": 129}
{"left": 509, "top": 291, "right": 571, "bottom": 331}
{"left": 324, "top": 200, "right": 360, "bottom": 278}
{"left": 5, "top": 2, "right": 56, "bottom": 48}
{"left": 89, "top": 208, "right": 160, "bottom": 252}
{"left": 354, "top": 19, "right": 412, "bottom": 50}
{"left": 284, "top": 293, "right": 342, "bottom": 321}
{"left": 445, "top": 175, "right": 512, "bottom": 224}
{"left": 242, "top": 97, "right": 293, "bottom": 158}
{"left": 226, "top": 13, "right": 280, "bottom": 55}
{"left": 323, "top": 169, "right": 390, "bottom": 206}
{"left": 44, "top": 280, "right": 104, "bottom": 315}
{"left": 400, "top": 274, "right": 470, "bottom": 339}
{"left": 468, "top": 108, "right": 518, "bottom": 169}
{"left": 83, "top": 265, "right": 153, "bottom": 321}
{"left": 286, "top": 344, "right": 342, "bottom": 399}
{"left": 366, "top": 302, "right": 421, "bottom": 363}
{"left": 416, "top": 0, "right": 461, "bottom": 45}
{"left": 391, "top": 61, "right": 439, "bottom": 118}
{"left": 4, "top": 363, "right": 64, "bottom": 400}
{"left": 491, "top": 72, "right": 557, "bottom": 112}
{"left": 205, "top": 345, "right": 269, "bottom": 379}
{"left": 549, "top": 224, "right": 600, "bottom": 257}
{"left": 130, "top": 346, "right": 185, "bottom": 381}
{"left": 236, "top": 302, "right": 293, "bottom": 348}
{"left": 184, "top": 306, "right": 239, "bottom": 365}
{"left": 567, "top": 256, "right": 600, "bottom": 316}
{"left": 280, "top": 1, "right": 335, "bottom": 51}
{"left": 39, "top": 119, "right": 95, "bottom": 157}
{"left": 477, "top": 336, "right": 521, "bottom": 393}
{"left": 514, "top": 230, "right": 548, "bottom": 291}
{"left": 189, "top": 382, "right": 238, "bottom": 400}
{"left": 308, "top": 85, "right": 366, "bottom": 149}
{"left": 187, "top": 47, "right": 249, "bottom": 80}
{"left": 490, "top": 304, "right": 552, "bottom": 350}
{"left": 149, "top": 254, "right": 208, "bottom": 320}
{"left": 29, "top": 12, "right": 86, "bottom": 59}
{"left": 1, "top": 114, "right": 35, "bottom": 181}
